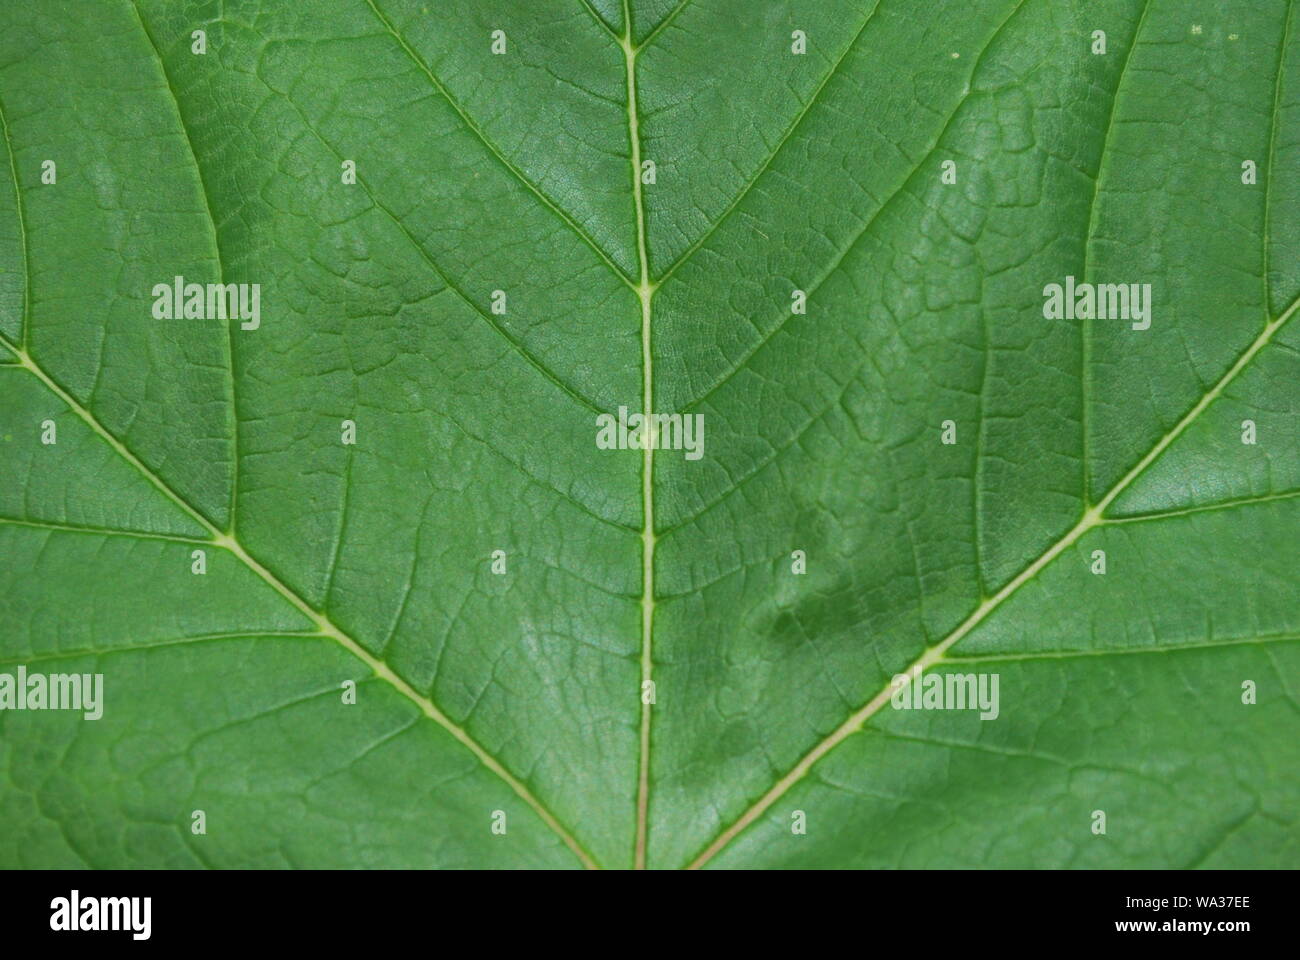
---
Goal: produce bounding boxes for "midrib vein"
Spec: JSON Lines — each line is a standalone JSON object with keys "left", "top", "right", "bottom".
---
{"left": 0, "top": 333, "right": 599, "bottom": 871}
{"left": 623, "top": 0, "right": 658, "bottom": 871}
{"left": 687, "top": 290, "right": 1300, "bottom": 869}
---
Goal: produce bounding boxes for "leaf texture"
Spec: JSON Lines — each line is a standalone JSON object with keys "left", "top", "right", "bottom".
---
{"left": 0, "top": 0, "right": 1298, "bottom": 870}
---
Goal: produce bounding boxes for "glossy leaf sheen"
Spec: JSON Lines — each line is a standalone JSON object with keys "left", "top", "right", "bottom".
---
{"left": 1, "top": 0, "right": 1298, "bottom": 869}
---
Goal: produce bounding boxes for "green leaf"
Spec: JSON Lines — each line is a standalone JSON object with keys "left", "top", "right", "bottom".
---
{"left": 1, "top": 0, "right": 1297, "bottom": 870}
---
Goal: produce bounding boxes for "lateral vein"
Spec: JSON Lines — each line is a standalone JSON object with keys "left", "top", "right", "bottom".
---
{"left": 654, "top": 0, "right": 883, "bottom": 286}
{"left": 1080, "top": 0, "right": 1153, "bottom": 505}
{"left": 686, "top": 290, "right": 1300, "bottom": 869}
{"left": 0, "top": 332, "right": 600, "bottom": 870}
{"left": 0, "top": 89, "right": 30, "bottom": 350}
{"left": 363, "top": 0, "right": 638, "bottom": 290}
{"left": 127, "top": 0, "right": 239, "bottom": 534}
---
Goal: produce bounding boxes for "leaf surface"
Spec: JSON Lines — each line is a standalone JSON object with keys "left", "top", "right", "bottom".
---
{"left": 1, "top": 0, "right": 1298, "bottom": 869}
